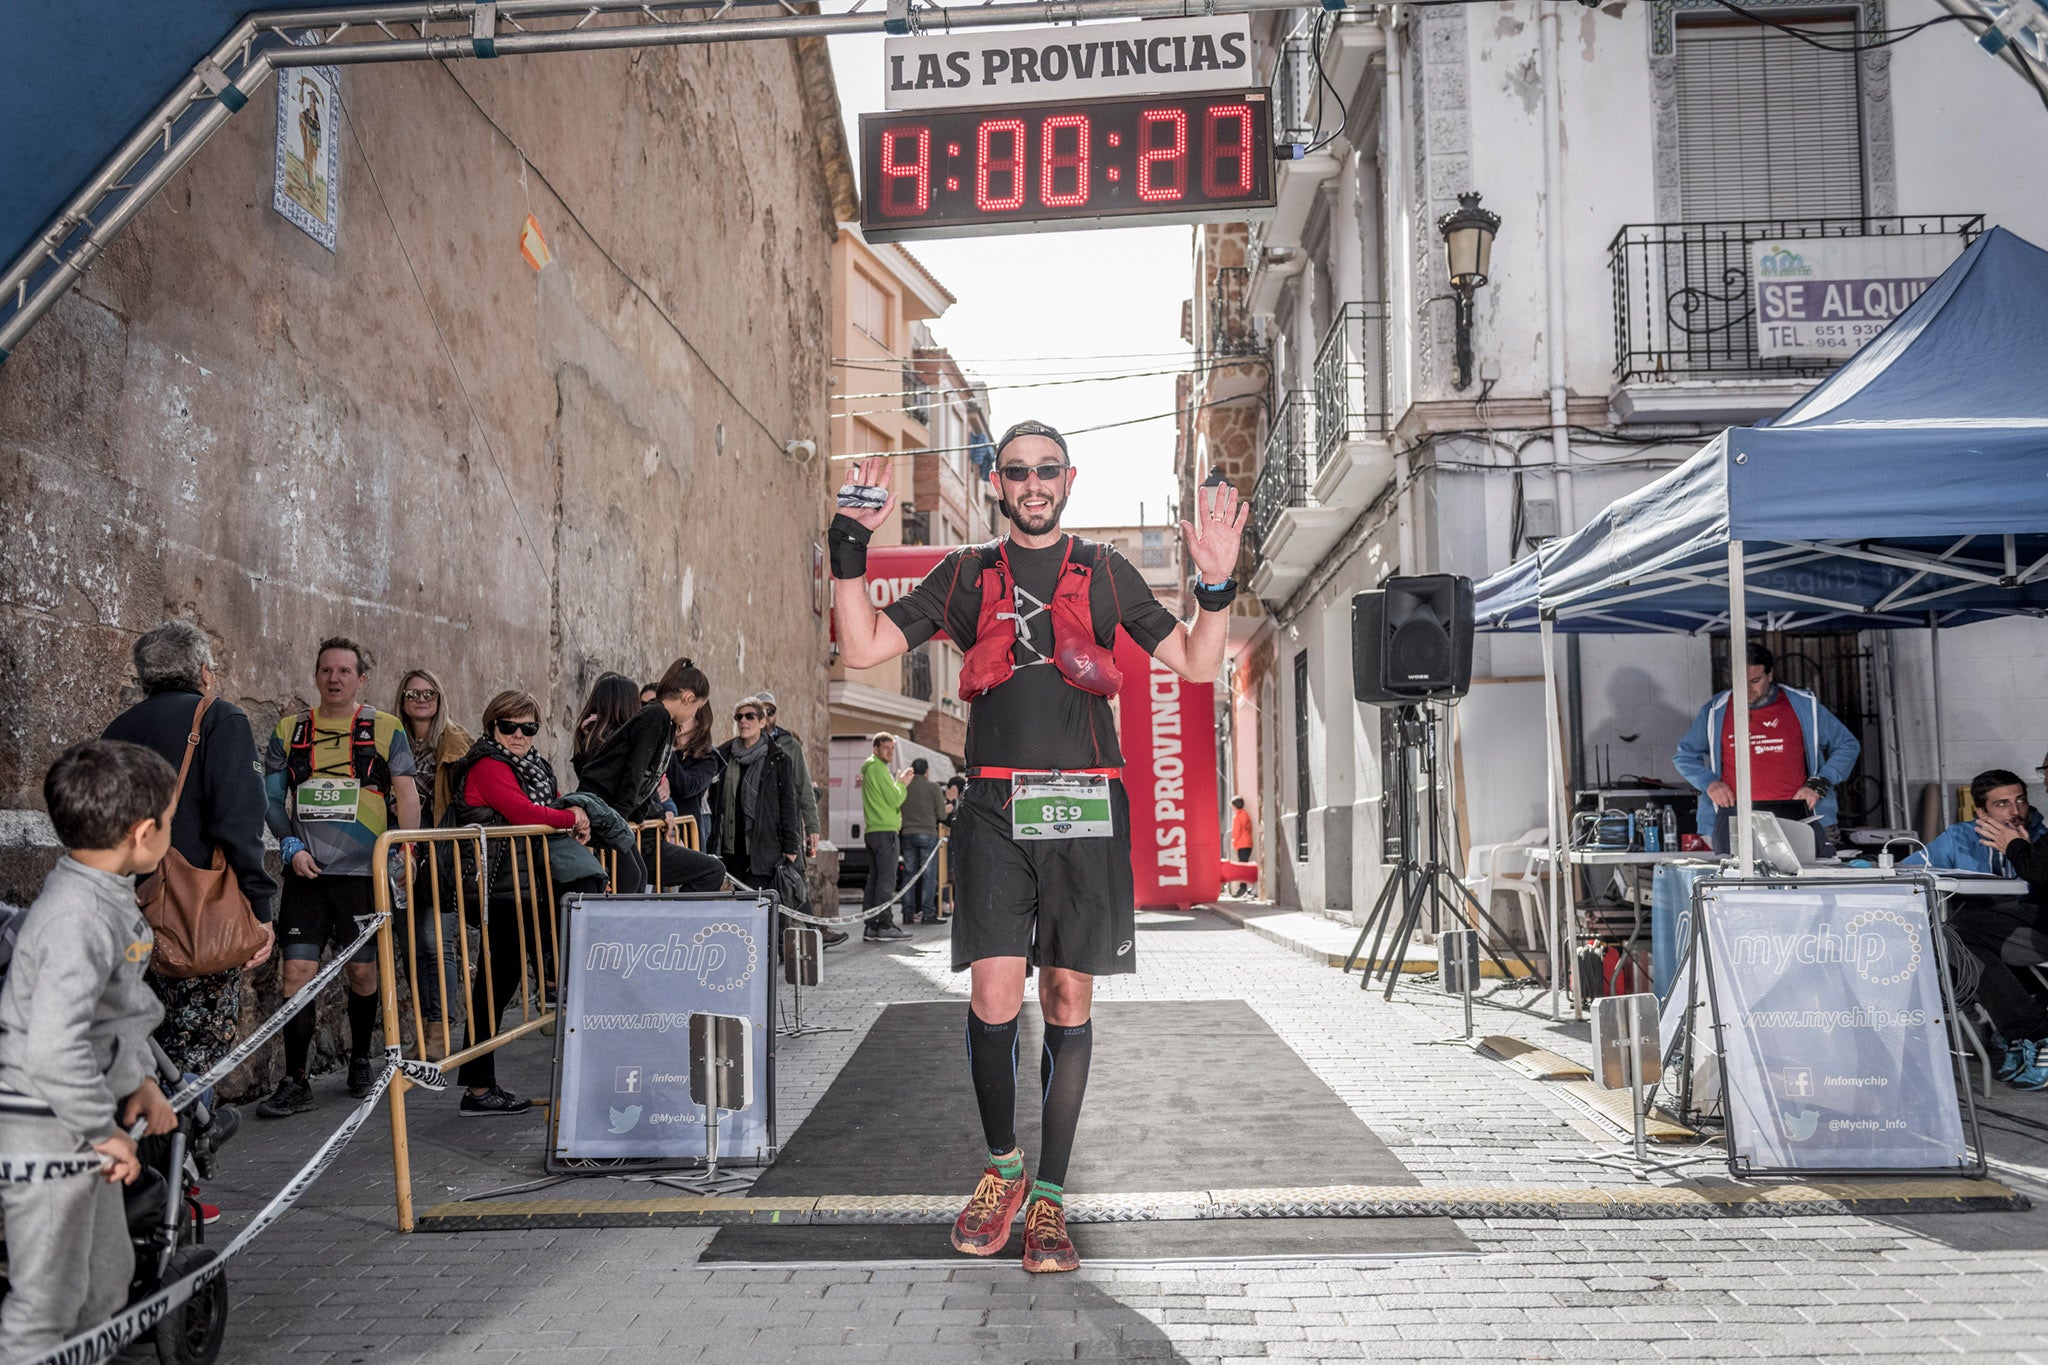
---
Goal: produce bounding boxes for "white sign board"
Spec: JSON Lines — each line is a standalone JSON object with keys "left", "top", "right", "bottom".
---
{"left": 1697, "top": 881, "right": 1967, "bottom": 1174}
{"left": 1751, "top": 235, "right": 1964, "bottom": 359}
{"left": 883, "top": 17, "right": 1252, "bottom": 110}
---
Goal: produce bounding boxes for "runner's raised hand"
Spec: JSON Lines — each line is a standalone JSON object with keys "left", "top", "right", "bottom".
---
{"left": 838, "top": 456, "right": 898, "bottom": 535}
{"left": 1181, "top": 478, "right": 1249, "bottom": 585}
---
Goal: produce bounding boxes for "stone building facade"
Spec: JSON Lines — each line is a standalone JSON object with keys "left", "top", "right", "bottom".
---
{"left": 0, "top": 36, "right": 854, "bottom": 883}
{"left": 0, "top": 30, "right": 855, "bottom": 1086}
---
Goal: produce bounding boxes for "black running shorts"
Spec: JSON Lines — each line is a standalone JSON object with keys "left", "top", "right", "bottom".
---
{"left": 279, "top": 872, "right": 380, "bottom": 964}
{"left": 949, "top": 777, "right": 1136, "bottom": 976}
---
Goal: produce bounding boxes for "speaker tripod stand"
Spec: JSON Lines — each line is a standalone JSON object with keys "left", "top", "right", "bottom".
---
{"left": 1343, "top": 704, "right": 1540, "bottom": 1000}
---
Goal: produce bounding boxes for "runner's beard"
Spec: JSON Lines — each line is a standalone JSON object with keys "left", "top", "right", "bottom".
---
{"left": 1001, "top": 486, "right": 1069, "bottom": 536}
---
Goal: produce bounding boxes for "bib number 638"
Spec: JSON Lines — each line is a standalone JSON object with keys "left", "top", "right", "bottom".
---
{"left": 1039, "top": 803, "right": 1087, "bottom": 822}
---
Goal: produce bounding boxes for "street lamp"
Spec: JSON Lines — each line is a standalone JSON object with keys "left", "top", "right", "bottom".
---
{"left": 1436, "top": 191, "right": 1501, "bottom": 391}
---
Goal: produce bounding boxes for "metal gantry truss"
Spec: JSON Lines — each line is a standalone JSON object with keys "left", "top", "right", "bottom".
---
{"left": 0, "top": 0, "right": 1330, "bottom": 361}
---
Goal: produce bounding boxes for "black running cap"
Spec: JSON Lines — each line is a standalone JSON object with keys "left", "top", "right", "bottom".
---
{"left": 995, "top": 420, "right": 1069, "bottom": 459}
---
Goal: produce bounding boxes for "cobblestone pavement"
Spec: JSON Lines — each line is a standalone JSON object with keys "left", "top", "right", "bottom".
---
{"left": 186, "top": 904, "right": 2048, "bottom": 1365}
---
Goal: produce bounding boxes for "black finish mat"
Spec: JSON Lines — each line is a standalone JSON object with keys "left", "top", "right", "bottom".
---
{"left": 702, "top": 999, "right": 1473, "bottom": 1262}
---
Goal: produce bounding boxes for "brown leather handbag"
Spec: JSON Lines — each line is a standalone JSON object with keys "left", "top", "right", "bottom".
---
{"left": 138, "top": 695, "right": 271, "bottom": 978}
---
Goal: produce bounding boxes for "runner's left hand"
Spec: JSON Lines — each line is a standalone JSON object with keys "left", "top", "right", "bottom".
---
{"left": 1182, "top": 479, "right": 1248, "bottom": 586}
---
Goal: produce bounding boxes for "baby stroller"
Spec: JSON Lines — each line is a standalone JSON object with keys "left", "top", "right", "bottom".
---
{"left": 0, "top": 1038, "right": 233, "bottom": 1364}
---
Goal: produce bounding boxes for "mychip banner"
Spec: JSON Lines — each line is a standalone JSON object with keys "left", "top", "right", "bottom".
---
{"left": 552, "top": 894, "right": 775, "bottom": 1164}
{"left": 1696, "top": 881, "right": 1969, "bottom": 1174}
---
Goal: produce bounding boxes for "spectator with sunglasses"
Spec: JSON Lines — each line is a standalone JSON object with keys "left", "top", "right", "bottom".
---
{"left": 438, "top": 690, "right": 606, "bottom": 1116}
{"left": 708, "top": 702, "right": 804, "bottom": 895}
{"left": 394, "top": 667, "right": 469, "bottom": 1049}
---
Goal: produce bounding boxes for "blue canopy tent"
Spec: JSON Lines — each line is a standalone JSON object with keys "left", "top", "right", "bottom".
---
{"left": 1472, "top": 227, "right": 2048, "bottom": 996}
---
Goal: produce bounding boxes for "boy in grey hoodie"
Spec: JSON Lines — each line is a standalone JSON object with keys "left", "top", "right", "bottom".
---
{"left": 0, "top": 739, "right": 180, "bottom": 1359}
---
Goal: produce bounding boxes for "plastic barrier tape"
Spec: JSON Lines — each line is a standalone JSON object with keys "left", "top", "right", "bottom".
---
{"left": 23, "top": 1049, "right": 445, "bottom": 1365}
{"left": 728, "top": 842, "right": 941, "bottom": 929}
{"left": 0, "top": 1154, "right": 111, "bottom": 1184}
{"left": 166, "top": 912, "right": 390, "bottom": 1115}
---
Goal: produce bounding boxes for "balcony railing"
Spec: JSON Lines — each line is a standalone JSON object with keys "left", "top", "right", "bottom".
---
{"left": 1272, "top": 34, "right": 1318, "bottom": 146}
{"left": 1207, "top": 265, "right": 1262, "bottom": 358}
{"left": 1250, "top": 391, "right": 1317, "bottom": 552}
{"left": 903, "top": 365, "right": 932, "bottom": 425}
{"left": 1313, "top": 302, "right": 1389, "bottom": 459}
{"left": 1609, "top": 215, "right": 1983, "bottom": 383}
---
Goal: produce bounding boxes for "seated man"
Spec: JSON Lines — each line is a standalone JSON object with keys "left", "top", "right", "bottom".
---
{"left": 1905, "top": 769, "right": 2044, "bottom": 875}
{"left": 1952, "top": 783, "right": 2048, "bottom": 1089}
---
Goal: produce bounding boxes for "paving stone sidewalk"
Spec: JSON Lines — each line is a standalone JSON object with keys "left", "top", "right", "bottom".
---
{"left": 181, "top": 904, "right": 2048, "bottom": 1365}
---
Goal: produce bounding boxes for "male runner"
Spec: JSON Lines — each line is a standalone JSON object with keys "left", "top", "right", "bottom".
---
{"left": 830, "top": 420, "right": 1245, "bottom": 1272}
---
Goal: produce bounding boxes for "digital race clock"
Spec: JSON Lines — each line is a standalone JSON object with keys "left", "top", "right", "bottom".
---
{"left": 858, "top": 89, "right": 1276, "bottom": 242}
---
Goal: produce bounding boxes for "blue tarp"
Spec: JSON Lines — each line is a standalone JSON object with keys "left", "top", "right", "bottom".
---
{"left": 0, "top": 4, "right": 334, "bottom": 343}
{"left": 1475, "top": 227, "right": 2048, "bottom": 634}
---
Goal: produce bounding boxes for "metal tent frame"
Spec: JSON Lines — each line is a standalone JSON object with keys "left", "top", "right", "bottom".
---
{"left": 0, "top": 0, "right": 1333, "bottom": 361}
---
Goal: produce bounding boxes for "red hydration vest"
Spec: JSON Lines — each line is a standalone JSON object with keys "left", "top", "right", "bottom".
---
{"left": 954, "top": 539, "right": 1125, "bottom": 701}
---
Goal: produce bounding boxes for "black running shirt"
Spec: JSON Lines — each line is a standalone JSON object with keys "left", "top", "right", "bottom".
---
{"left": 884, "top": 537, "right": 1178, "bottom": 771}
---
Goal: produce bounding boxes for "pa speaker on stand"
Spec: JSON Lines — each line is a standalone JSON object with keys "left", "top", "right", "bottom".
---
{"left": 1351, "top": 574, "right": 1474, "bottom": 705}
{"left": 1343, "top": 574, "right": 1539, "bottom": 996}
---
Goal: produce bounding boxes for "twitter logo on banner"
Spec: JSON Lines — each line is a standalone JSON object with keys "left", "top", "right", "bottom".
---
{"left": 608, "top": 1104, "right": 642, "bottom": 1134}
{"left": 1783, "top": 1108, "right": 1819, "bottom": 1142}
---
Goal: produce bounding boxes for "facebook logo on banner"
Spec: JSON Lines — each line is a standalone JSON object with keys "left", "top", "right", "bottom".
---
{"left": 615, "top": 1066, "right": 642, "bottom": 1095}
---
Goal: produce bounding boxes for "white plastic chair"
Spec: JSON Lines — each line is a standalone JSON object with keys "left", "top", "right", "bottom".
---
{"left": 1461, "top": 828, "right": 1552, "bottom": 953}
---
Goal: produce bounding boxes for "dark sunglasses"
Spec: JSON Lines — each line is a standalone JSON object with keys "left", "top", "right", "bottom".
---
{"left": 997, "top": 462, "right": 1070, "bottom": 483}
{"left": 402, "top": 688, "right": 439, "bottom": 702}
{"left": 734, "top": 711, "right": 763, "bottom": 722}
{"left": 494, "top": 720, "right": 540, "bottom": 737}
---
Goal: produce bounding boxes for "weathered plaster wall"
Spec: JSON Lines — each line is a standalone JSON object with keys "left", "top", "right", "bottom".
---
{"left": 0, "top": 40, "right": 840, "bottom": 841}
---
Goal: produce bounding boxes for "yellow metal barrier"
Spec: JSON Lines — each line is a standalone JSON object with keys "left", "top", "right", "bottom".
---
{"left": 598, "top": 815, "right": 704, "bottom": 889}
{"left": 373, "top": 824, "right": 563, "bottom": 1232}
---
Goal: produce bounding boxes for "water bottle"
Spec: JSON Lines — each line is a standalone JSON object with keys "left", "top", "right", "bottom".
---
{"left": 1641, "top": 813, "right": 1660, "bottom": 852}
{"left": 1660, "top": 804, "right": 1679, "bottom": 852}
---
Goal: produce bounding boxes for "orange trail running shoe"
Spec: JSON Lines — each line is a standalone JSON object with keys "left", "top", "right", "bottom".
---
{"left": 951, "top": 1161, "right": 1031, "bottom": 1256}
{"left": 1021, "top": 1195, "right": 1079, "bottom": 1273}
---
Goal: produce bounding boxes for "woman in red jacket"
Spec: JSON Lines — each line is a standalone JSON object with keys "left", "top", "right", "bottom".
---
{"left": 440, "top": 690, "right": 604, "bottom": 1116}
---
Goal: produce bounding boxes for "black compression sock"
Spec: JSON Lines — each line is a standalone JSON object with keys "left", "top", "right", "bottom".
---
{"left": 283, "top": 994, "right": 315, "bottom": 1080}
{"left": 965, "top": 1008, "right": 1020, "bottom": 1156}
{"left": 347, "top": 987, "right": 379, "bottom": 1061}
{"left": 1037, "top": 1020, "right": 1093, "bottom": 1189}
{"left": 1040, "top": 1019, "right": 1089, "bottom": 1186}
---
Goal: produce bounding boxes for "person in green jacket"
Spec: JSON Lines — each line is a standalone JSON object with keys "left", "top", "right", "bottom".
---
{"left": 860, "top": 732, "right": 912, "bottom": 941}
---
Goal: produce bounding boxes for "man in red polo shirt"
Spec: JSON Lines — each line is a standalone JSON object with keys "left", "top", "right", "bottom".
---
{"left": 1674, "top": 643, "right": 1861, "bottom": 850}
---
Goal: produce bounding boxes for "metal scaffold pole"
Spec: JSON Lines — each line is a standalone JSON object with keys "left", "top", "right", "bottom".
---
{"left": 0, "top": 0, "right": 1330, "bottom": 360}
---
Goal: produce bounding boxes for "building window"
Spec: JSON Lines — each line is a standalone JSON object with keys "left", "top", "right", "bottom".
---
{"left": 1674, "top": 14, "right": 1864, "bottom": 221}
{"left": 902, "top": 508, "right": 931, "bottom": 546}
{"left": 903, "top": 644, "right": 934, "bottom": 701}
{"left": 1141, "top": 529, "right": 1168, "bottom": 569}
{"left": 903, "top": 365, "right": 933, "bottom": 426}
{"left": 852, "top": 268, "right": 891, "bottom": 345}
{"left": 1292, "top": 650, "right": 1311, "bottom": 863}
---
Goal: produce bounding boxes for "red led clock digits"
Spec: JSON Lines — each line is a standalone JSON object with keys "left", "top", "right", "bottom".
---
{"left": 877, "top": 125, "right": 930, "bottom": 217}
{"left": 976, "top": 118, "right": 1026, "bottom": 212}
{"left": 1202, "top": 104, "right": 1254, "bottom": 198}
{"left": 1136, "top": 108, "right": 1187, "bottom": 203}
{"left": 1040, "top": 114, "right": 1089, "bottom": 208}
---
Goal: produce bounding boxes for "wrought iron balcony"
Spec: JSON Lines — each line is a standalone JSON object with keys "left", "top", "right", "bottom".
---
{"left": 903, "top": 364, "right": 932, "bottom": 425}
{"left": 1207, "top": 265, "right": 1262, "bottom": 358}
{"left": 1609, "top": 215, "right": 1983, "bottom": 383}
{"left": 1250, "top": 391, "right": 1317, "bottom": 553}
{"left": 1313, "top": 302, "right": 1389, "bottom": 459}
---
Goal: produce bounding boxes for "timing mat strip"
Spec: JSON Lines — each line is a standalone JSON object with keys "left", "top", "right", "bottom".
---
{"left": 414, "top": 1178, "right": 2027, "bottom": 1230}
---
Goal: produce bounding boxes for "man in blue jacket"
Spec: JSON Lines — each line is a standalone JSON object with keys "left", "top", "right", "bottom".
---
{"left": 1673, "top": 644, "right": 1860, "bottom": 849}
{"left": 1905, "top": 769, "right": 2045, "bottom": 874}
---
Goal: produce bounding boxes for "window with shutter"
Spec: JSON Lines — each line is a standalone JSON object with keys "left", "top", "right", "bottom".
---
{"left": 1674, "top": 15, "right": 1865, "bottom": 222}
